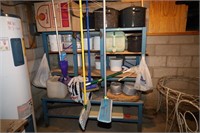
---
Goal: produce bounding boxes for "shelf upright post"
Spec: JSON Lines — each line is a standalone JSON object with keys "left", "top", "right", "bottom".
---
{"left": 141, "top": 27, "right": 147, "bottom": 56}
{"left": 72, "top": 32, "right": 78, "bottom": 76}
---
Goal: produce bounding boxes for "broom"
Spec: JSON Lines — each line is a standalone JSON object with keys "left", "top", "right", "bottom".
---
{"left": 78, "top": 0, "right": 91, "bottom": 130}
{"left": 85, "top": 0, "right": 99, "bottom": 92}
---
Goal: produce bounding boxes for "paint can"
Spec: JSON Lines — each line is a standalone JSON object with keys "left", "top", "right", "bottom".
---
{"left": 110, "top": 58, "right": 123, "bottom": 72}
{"left": 84, "top": 37, "right": 93, "bottom": 50}
{"left": 122, "top": 82, "right": 138, "bottom": 96}
{"left": 110, "top": 82, "right": 122, "bottom": 95}
{"left": 93, "top": 36, "right": 100, "bottom": 50}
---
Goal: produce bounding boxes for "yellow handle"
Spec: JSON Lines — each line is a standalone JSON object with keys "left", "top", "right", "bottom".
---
{"left": 79, "top": 0, "right": 87, "bottom": 106}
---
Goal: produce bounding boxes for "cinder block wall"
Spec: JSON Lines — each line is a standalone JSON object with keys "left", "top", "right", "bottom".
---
{"left": 144, "top": 35, "right": 199, "bottom": 109}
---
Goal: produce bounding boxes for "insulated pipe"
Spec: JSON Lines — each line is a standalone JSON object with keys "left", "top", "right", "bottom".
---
{"left": 141, "top": 0, "right": 144, "bottom": 7}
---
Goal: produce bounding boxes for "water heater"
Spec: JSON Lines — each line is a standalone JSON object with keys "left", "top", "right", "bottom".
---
{"left": 0, "top": 13, "right": 36, "bottom": 131}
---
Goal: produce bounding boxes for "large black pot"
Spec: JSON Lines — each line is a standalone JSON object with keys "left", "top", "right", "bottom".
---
{"left": 127, "top": 33, "right": 142, "bottom": 52}
{"left": 120, "top": 6, "right": 146, "bottom": 28}
{"left": 83, "top": 12, "right": 95, "bottom": 29}
{"left": 94, "top": 7, "right": 119, "bottom": 30}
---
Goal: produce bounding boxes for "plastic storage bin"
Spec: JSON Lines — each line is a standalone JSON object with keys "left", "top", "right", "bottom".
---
{"left": 106, "top": 32, "right": 125, "bottom": 52}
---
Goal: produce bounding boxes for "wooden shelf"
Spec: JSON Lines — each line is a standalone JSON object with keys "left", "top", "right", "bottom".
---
{"left": 147, "top": 31, "right": 199, "bottom": 36}
{"left": 49, "top": 49, "right": 100, "bottom": 54}
{"left": 49, "top": 50, "right": 147, "bottom": 55}
{"left": 106, "top": 69, "right": 137, "bottom": 78}
{"left": 0, "top": 119, "right": 27, "bottom": 132}
{"left": 51, "top": 67, "right": 101, "bottom": 77}
{"left": 51, "top": 67, "right": 75, "bottom": 76}
{"left": 51, "top": 66, "right": 136, "bottom": 78}
{"left": 76, "top": 49, "right": 100, "bottom": 54}
{"left": 106, "top": 50, "right": 144, "bottom": 55}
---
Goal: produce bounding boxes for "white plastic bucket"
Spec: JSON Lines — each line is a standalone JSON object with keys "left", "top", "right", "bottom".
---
{"left": 62, "top": 34, "right": 72, "bottom": 42}
{"left": 48, "top": 35, "right": 63, "bottom": 51}
{"left": 84, "top": 38, "right": 93, "bottom": 50}
{"left": 77, "top": 41, "right": 81, "bottom": 49}
{"left": 47, "top": 76, "right": 68, "bottom": 98}
{"left": 95, "top": 61, "right": 101, "bottom": 69}
{"left": 77, "top": 54, "right": 82, "bottom": 67}
{"left": 110, "top": 58, "right": 123, "bottom": 72}
{"left": 93, "top": 36, "right": 100, "bottom": 50}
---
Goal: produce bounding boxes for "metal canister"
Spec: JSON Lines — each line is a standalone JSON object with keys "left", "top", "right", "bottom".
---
{"left": 94, "top": 7, "right": 119, "bottom": 30}
{"left": 110, "top": 82, "right": 122, "bottom": 95}
{"left": 127, "top": 33, "right": 142, "bottom": 52}
{"left": 120, "top": 6, "right": 146, "bottom": 28}
{"left": 122, "top": 82, "right": 138, "bottom": 96}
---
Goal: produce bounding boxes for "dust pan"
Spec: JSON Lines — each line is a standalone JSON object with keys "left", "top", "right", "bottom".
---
{"left": 79, "top": 100, "right": 91, "bottom": 130}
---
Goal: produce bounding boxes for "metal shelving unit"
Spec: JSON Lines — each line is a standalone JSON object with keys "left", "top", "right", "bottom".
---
{"left": 41, "top": 27, "right": 147, "bottom": 132}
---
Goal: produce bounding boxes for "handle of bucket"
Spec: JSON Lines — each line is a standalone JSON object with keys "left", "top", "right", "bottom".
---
{"left": 112, "top": 32, "right": 116, "bottom": 52}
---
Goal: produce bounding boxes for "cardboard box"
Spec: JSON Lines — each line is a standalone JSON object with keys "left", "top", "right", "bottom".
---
{"left": 34, "top": 0, "right": 80, "bottom": 32}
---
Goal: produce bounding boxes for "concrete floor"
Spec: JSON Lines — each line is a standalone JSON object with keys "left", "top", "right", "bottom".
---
{"left": 36, "top": 106, "right": 167, "bottom": 132}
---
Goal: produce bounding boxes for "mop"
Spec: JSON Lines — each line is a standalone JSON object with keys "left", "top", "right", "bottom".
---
{"left": 85, "top": 0, "right": 99, "bottom": 92}
{"left": 97, "top": 0, "right": 113, "bottom": 123}
{"left": 78, "top": 0, "right": 91, "bottom": 130}
{"left": 51, "top": 0, "right": 70, "bottom": 85}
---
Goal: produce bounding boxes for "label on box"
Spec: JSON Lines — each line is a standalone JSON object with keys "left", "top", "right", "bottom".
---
{"left": 0, "top": 38, "right": 10, "bottom": 51}
{"left": 17, "top": 99, "right": 33, "bottom": 119}
{"left": 34, "top": 0, "right": 71, "bottom": 32}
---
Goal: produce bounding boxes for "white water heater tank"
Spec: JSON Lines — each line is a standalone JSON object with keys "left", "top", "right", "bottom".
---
{"left": 0, "top": 13, "right": 36, "bottom": 131}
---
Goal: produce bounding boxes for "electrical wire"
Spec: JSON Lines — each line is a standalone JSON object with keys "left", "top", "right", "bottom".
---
{"left": 175, "top": 99, "right": 200, "bottom": 132}
{"left": 25, "top": 35, "right": 36, "bottom": 49}
{"left": 157, "top": 76, "right": 200, "bottom": 132}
